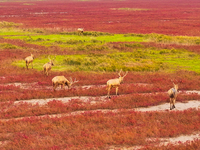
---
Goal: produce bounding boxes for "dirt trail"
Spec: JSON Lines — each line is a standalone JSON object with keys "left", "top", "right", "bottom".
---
{"left": 12, "top": 89, "right": 200, "bottom": 109}
{"left": 14, "top": 95, "right": 108, "bottom": 105}
{"left": 136, "top": 100, "right": 200, "bottom": 111}
{"left": 2, "top": 82, "right": 149, "bottom": 90}
{"left": 1, "top": 99, "right": 200, "bottom": 123}
{"left": 109, "top": 132, "right": 200, "bottom": 150}
{"left": 14, "top": 95, "right": 200, "bottom": 110}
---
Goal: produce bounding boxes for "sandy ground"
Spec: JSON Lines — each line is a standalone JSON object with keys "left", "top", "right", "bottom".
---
{"left": 109, "top": 132, "right": 200, "bottom": 150}
{"left": 136, "top": 100, "right": 200, "bottom": 111}
{"left": 159, "top": 133, "right": 200, "bottom": 145}
{"left": 13, "top": 90, "right": 200, "bottom": 111}
{"left": 14, "top": 95, "right": 108, "bottom": 105}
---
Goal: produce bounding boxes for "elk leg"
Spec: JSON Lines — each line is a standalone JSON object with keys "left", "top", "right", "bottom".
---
{"left": 62, "top": 84, "right": 65, "bottom": 90}
{"left": 43, "top": 68, "right": 46, "bottom": 74}
{"left": 26, "top": 63, "right": 29, "bottom": 70}
{"left": 107, "top": 86, "right": 111, "bottom": 99}
{"left": 172, "top": 98, "right": 176, "bottom": 109}
{"left": 116, "top": 87, "right": 119, "bottom": 95}
{"left": 170, "top": 98, "right": 173, "bottom": 110}
{"left": 31, "top": 62, "right": 33, "bottom": 69}
{"left": 53, "top": 83, "right": 57, "bottom": 91}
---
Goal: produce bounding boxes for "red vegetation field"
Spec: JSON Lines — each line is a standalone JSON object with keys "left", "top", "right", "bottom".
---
{"left": 0, "top": 38, "right": 200, "bottom": 149}
{"left": 1, "top": 109, "right": 200, "bottom": 149}
{"left": 0, "top": 0, "right": 200, "bottom": 35}
{"left": 0, "top": 0, "right": 200, "bottom": 149}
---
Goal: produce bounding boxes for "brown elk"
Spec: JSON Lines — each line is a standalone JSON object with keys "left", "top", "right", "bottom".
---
{"left": 77, "top": 28, "right": 84, "bottom": 35}
{"left": 52, "top": 76, "right": 79, "bottom": 91}
{"left": 25, "top": 53, "right": 34, "bottom": 70}
{"left": 43, "top": 56, "right": 55, "bottom": 76}
{"left": 168, "top": 81, "right": 178, "bottom": 110}
{"left": 106, "top": 69, "right": 128, "bottom": 98}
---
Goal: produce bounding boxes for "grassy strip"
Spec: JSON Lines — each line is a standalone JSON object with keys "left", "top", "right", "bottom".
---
{"left": 1, "top": 27, "right": 200, "bottom": 73}
{"left": 1, "top": 28, "right": 198, "bottom": 73}
{"left": 4, "top": 33, "right": 146, "bottom": 47}
{"left": 12, "top": 48, "right": 200, "bottom": 73}
{"left": 3, "top": 30, "right": 200, "bottom": 45}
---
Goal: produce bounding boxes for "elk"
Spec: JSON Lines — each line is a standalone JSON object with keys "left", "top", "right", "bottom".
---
{"left": 25, "top": 53, "right": 34, "bottom": 70}
{"left": 168, "top": 81, "right": 178, "bottom": 110}
{"left": 77, "top": 28, "right": 84, "bottom": 34}
{"left": 106, "top": 69, "right": 128, "bottom": 98}
{"left": 43, "top": 56, "right": 55, "bottom": 76}
{"left": 52, "top": 76, "right": 79, "bottom": 91}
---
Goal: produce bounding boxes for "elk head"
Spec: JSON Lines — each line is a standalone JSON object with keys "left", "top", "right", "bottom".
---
{"left": 68, "top": 77, "right": 79, "bottom": 89}
{"left": 171, "top": 79, "right": 178, "bottom": 90}
{"left": 48, "top": 55, "right": 55, "bottom": 66}
{"left": 31, "top": 53, "right": 34, "bottom": 59}
{"left": 118, "top": 69, "right": 128, "bottom": 83}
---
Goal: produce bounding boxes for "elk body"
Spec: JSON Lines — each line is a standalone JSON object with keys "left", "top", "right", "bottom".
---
{"left": 106, "top": 70, "right": 128, "bottom": 98}
{"left": 77, "top": 28, "right": 84, "bottom": 34}
{"left": 168, "top": 82, "right": 178, "bottom": 110}
{"left": 25, "top": 53, "right": 34, "bottom": 70}
{"left": 43, "top": 56, "right": 55, "bottom": 76}
{"left": 52, "top": 76, "right": 78, "bottom": 91}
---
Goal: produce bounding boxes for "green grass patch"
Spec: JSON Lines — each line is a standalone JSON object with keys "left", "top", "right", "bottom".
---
{"left": 0, "top": 21, "right": 22, "bottom": 28}
{"left": 0, "top": 28, "right": 39, "bottom": 36}
{"left": 4, "top": 31, "right": 200, "bottom": 46}
{"left": 0, "top": 43, "right": 22, "bottom": 49}
{"left": 2, "top": 28, "right": 200, "bottom": 73}
{"left": 146, "top": 33, "right": 200, "bottom": 45}
{"left": 13, "top": 48, "right": 200, "bottom": 73}
{"left": 5, "top": 33, "right": 146, "bottom": 46}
